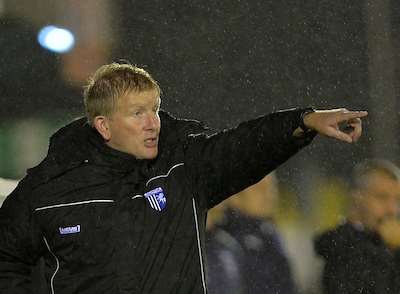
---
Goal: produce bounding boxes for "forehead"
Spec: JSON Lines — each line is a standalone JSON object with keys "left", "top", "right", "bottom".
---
{"left": 365, "top": 171, "right": 400, "bottom": 197}
{"left": 118, "top": 88, "right": 160, "bottom": 107}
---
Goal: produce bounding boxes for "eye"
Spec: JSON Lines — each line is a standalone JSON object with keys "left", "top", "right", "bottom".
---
{"left": 134, "top": 110, "right": 144, "bottom": 117}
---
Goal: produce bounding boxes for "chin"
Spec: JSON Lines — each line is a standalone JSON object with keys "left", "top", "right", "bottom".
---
{"left": 143, "top": 150, "right": 158, "bottom": 160}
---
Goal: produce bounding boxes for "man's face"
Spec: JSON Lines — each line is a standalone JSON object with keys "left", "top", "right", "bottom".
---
{"left": 103, "top": 88, "right": 161, "bottom": 159}
{"left": 358, "top": 171, "right": 400, "bottom": 230}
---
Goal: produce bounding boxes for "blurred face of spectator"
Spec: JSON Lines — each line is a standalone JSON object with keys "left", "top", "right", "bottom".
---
{"left": 228, "top": 174, "right": 278, "bottom": 218}
{"left": 355, "top": 171, "right": 400, "bottom": 231}
{"left": 95, "top": 89, "right": 161, "bottom": 159}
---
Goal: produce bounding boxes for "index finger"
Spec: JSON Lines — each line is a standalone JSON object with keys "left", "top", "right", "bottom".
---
{"left": 338, "top": 110, "right": 368, "bottom": 122}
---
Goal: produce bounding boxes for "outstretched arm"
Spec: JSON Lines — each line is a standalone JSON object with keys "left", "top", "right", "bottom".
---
{"left": 185, "top": 108, "right": 317, "bottom": 208}
{"left": 184, "top": 108, "right": 367, "bottom": 209}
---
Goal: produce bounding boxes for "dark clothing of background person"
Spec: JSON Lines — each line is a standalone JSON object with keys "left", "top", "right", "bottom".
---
{"left": 314, "top": 221, "right": 400, "bottom": 294}
{"left": 215, "top": 208, "right": 297, "bottom": 294}
{"left": 0, "top": 109, "right": 314, "bottom": 294}
{"left": 206, "top": 227, "right": 246, "bottom": 294}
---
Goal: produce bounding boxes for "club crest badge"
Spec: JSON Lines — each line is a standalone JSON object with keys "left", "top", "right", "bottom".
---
{"left": 144, "top": 187, "right": 166, "bottom": 212}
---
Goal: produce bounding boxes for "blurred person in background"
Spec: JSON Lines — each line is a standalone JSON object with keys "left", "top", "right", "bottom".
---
{"left": 0, "top": 62, "right": 367, "bottom": 294}
{"left": 206, "top": 202, "right": 246, "bottom": 294}
{"left": 208, "top": 173, "right": 297, "bottom": 294}
{"left": 314, "top": 159, "right": 400, "bottom": 294}
{"left": 0, "top": 177, "right": 18, "bottom": 206}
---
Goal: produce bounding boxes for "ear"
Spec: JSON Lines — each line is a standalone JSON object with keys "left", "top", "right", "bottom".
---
{"left": 93, "top": 116, "right": 111, "bottom": 141}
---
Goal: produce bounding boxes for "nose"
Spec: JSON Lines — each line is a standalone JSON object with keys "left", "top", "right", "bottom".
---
{"left": 385, "top": 199, "right": 399, "bottom": 218}
{"left": 144, "top": 112, "right": 159, "bottom": 130}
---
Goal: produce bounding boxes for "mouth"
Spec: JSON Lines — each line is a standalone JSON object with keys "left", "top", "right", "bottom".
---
{"left": 144, "top": 137, "right": 158, "bottom": 148}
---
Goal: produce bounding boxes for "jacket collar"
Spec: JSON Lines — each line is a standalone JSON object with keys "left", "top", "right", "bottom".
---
{"left": 26, "top": 111, "right": 209, "bottom": 187}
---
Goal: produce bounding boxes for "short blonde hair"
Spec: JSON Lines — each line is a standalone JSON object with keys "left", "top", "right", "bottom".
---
{"left": 84, "top": 62, "right": 160, "bottom": 126}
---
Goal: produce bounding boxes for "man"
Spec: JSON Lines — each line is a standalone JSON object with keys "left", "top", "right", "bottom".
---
{"left": 314, "top": 159, "right": 400, "bottom": 294}
{"left": 0, "top": 62, "right": 367, "bottom": 294}
{"left": 210, "top": 173, "right": 297, "bottom": 294}
{"left": 206, "top": 202, "right": 246, "bottom": 294}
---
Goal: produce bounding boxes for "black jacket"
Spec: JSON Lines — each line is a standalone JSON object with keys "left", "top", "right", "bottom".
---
{"left": 0, "top": 109, "right": 314, "bottom": 294}
{"left": 314, "top": 222, "right": 400, "bottom": 294}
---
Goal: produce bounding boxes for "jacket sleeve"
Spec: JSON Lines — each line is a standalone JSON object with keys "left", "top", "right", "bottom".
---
{"left": 184, "top": 108, "right": 316, "bottom": 208}
{"left": 0, "top": 178, "right": 42, "bottom": 294}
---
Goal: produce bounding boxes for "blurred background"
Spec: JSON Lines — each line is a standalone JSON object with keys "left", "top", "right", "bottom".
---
{"left": 1, "top": 0, "right": 399, "bottom": 293}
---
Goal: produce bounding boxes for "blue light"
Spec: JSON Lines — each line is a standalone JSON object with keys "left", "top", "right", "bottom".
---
{"left": 38, "top": 25, "right": 75, "bottom": 53}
